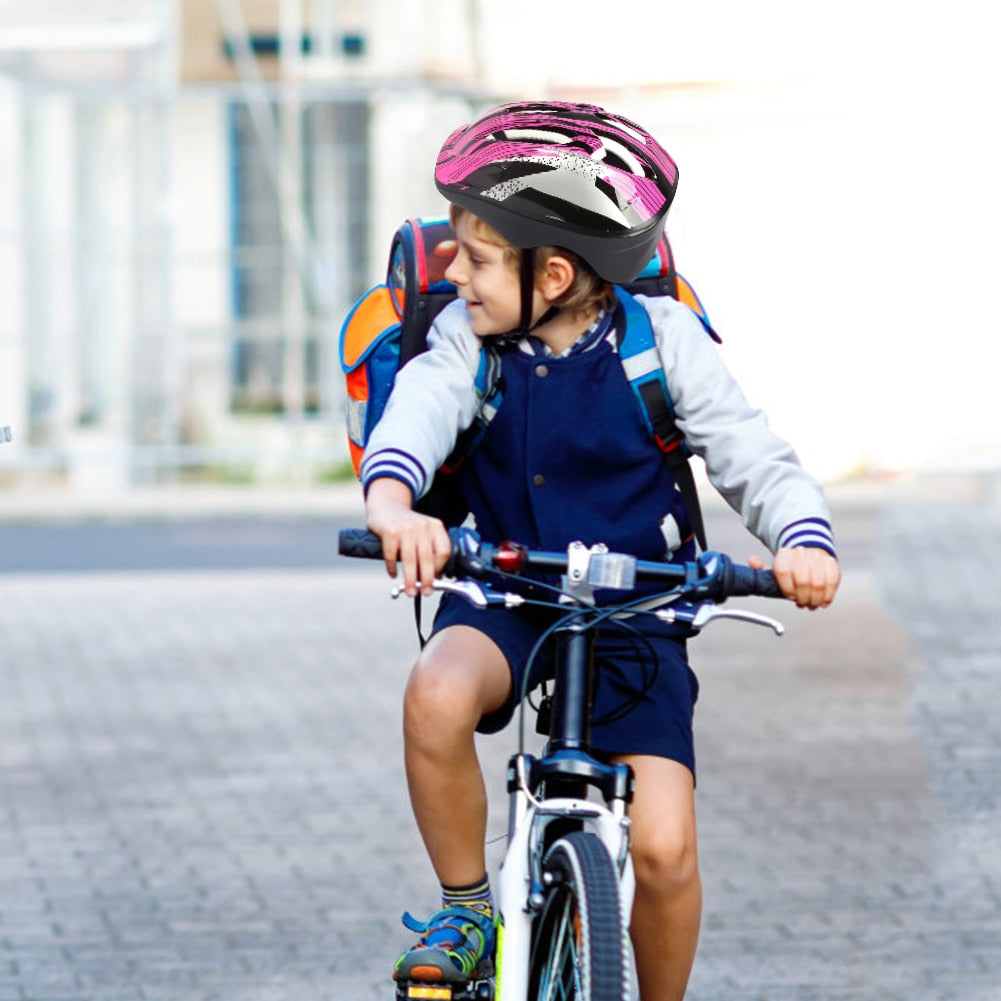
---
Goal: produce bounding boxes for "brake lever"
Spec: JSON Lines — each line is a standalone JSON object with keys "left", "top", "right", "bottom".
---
{"left": 391, "top": 579, "right": 489, "bottom": 607}
{"left": 657, "top": 603, "right": 785, "bottom": 636}
{"left": 391, "top": 579, "right": 523, "bottom": 609}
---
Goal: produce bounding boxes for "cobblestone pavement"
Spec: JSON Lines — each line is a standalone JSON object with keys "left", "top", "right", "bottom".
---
{"left": 0, "top": 485, "right": 999, "bottom": 1000}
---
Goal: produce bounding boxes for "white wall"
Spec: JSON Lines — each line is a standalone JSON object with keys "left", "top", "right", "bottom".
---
{"left": 172, "top": 97, "right": 230, "bottom": 331}
{"left": 0, "top": 78, "right": 24, "bottom": 450}
{"left": 170, "top": 96, "right": 233, "bottom": 439}
{"left": 368, "top": 90, "right": 474, "bottom": 284}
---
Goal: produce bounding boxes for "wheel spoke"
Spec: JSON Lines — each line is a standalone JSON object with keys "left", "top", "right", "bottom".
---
{"left": 540, "top": 906, "right": 567, "bottom": 1001}
{"left": 526, "top": 831, "right": 628, "bottom": 1001}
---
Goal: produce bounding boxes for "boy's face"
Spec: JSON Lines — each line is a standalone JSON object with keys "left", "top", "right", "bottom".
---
{"left": 444, "top": 213, "right": 524, "bottom": 337}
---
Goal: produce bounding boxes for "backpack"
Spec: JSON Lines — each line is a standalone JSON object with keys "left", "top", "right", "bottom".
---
{"left": 338, "top": 217, "right": 719, "bottom": 548}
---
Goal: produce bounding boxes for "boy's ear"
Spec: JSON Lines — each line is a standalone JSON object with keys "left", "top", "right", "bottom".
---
{"left": 538, "top": 254, "right": 575, "bottom": 301}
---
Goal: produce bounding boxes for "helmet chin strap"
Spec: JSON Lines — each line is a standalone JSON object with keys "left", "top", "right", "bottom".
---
{"left": 517, "top": 248, "right": 558, "bottom": 335}
{"left": 518, "top": 249, "right": 535, "bottom": 334}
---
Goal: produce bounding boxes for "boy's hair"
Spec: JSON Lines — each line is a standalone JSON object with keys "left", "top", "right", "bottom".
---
{"left": 449, "top": 204, "right": 615, "bottom": 318}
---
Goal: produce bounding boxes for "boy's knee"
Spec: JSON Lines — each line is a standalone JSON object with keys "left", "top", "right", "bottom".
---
{"left": 403, "top": 652, "right": 481, "bottom": 738}
{"left": 403, "top": 627, "right": 511, "bottom": 739}
{"left": 630, "top": 824, "right": 699, "bottom": 897}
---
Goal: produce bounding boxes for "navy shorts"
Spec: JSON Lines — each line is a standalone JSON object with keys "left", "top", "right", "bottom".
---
{"left": 432, "top": 593, "right": 700, "bottom": 775}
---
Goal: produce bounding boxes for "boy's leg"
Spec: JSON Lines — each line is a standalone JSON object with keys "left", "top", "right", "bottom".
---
{"left": 403, "top": 622, "right": 512, "bottom": 888}
{"left": 615, "top": 754, "right": 701, "bottom": 1001}
{"left": 394, "top": 624, "right": 511, "bottom": 983}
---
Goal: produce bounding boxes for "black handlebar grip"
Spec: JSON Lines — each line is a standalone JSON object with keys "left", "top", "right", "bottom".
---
{"left": 338, "top": 528, "right": 384, "bottom": 559}
{"left": 725, "top": 564, "right": 783, "bottom": 599}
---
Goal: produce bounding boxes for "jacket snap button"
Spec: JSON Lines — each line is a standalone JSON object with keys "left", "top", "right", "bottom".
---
{"left": 535, "top": 364, "right": 549, "bottom": 378}
{"left": 533, "top": 473, "right": 545, "bottom": 486}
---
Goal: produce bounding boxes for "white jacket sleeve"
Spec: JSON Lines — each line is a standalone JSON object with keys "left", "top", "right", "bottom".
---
{"left": 639, "top": 295, "right": 836, "bottom": 555}
{"left": 359, "top": 299, "right": 482, "bottom": 500}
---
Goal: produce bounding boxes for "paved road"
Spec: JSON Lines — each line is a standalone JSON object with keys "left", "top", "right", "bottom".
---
{"left": 0, "top": 484, "right": 998, "bottom": 1000}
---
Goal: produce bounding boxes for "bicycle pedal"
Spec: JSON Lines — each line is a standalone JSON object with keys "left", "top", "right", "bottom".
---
{"left": 395, "top": 977, "right": 494, "bottom": 1001}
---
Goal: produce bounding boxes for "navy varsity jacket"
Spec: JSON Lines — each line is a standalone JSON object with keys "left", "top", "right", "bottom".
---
{"left": 360, "top": 295, "right": 837, "bottom": 562}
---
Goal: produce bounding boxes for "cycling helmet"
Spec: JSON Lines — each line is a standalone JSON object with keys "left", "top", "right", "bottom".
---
{"left": 435, "top": 101, "right": 679, "bottom": 284}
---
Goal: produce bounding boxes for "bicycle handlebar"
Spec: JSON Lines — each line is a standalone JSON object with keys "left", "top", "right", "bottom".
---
{"left": 338, "top": 527, "right": 384, "bottom": 561}
{"left": 338, "top": 527, "right": 783, "bottom": 602}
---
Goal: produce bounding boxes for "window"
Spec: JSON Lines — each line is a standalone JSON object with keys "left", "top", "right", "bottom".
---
{"left": 228, "top": 97, "right": 368, "bottom": 414}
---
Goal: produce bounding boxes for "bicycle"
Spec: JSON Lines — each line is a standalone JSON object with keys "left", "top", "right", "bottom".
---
{"left": 339, "top": 526, "right": 786, "bottom": 1001}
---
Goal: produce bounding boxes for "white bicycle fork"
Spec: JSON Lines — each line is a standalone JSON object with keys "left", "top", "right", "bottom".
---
{"left": 493, "top": 796, "right": 635, "bottom": 1000}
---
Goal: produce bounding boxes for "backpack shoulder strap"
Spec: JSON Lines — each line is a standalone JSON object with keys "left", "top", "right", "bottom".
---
{"left": 614, "top": 287, "right": 709, "bottom": 552}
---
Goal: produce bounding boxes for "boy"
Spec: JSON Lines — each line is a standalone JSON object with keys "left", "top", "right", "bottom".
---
{"left": 362, "top": 101, "right": 839, "bottom": 1001}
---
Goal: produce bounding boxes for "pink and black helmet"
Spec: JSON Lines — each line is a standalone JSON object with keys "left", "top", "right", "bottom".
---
{"left": 435, "top": 101, "right": 679, "bottom": 284}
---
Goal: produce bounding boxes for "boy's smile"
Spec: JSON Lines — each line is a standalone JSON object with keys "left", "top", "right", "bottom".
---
{"left": 444, "top": 214, "right": 526, "bottom": 337}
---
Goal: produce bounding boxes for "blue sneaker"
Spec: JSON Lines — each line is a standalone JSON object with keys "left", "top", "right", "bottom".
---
{"left": 393, "top": 905, "right": 496, "bottom": 984}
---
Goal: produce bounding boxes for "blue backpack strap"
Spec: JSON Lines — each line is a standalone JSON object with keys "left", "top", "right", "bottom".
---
{"left": 615, "top": 288, "right": 688, "bottom": 456}
{"left": 615, "top": 287, "right": 708, "bottom": 551}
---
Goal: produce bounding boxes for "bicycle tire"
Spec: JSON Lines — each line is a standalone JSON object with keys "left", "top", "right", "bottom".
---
{"left": 527, "top": 830, "right": 630, "bottom": 1001}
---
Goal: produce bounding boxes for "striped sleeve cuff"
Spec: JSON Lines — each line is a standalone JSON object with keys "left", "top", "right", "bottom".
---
{"left": 360, "top": 448, "right": 429, "bottom": 499}
{"left": 777, "top": 518, "right": 837, "bottom": 559}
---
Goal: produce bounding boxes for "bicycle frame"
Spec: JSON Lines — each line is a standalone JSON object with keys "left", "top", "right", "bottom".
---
{"left": 338, "top": 527, "right": 784, "bottom": 1001}
{"left": 494, "top": 619, "right": 636, "bottom": 1000}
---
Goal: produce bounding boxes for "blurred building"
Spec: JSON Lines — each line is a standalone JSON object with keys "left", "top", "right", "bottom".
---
{"left": 2, "top": 2, "right": 992, "bottom": 488}
{"left": 0, "top": 0, "right": 498, "bottom": 489}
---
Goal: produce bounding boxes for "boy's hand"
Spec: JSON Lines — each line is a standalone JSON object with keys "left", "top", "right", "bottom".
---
{"left": 749, "top": 547, "right": 840, "bottom": 609}
{"left": 365, "top": 478, "right": 452, "bottom": 597}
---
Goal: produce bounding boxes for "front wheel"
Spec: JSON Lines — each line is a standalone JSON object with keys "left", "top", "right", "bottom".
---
{"left": 527, "top": 830, "right": 630, "bottom": 1001}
